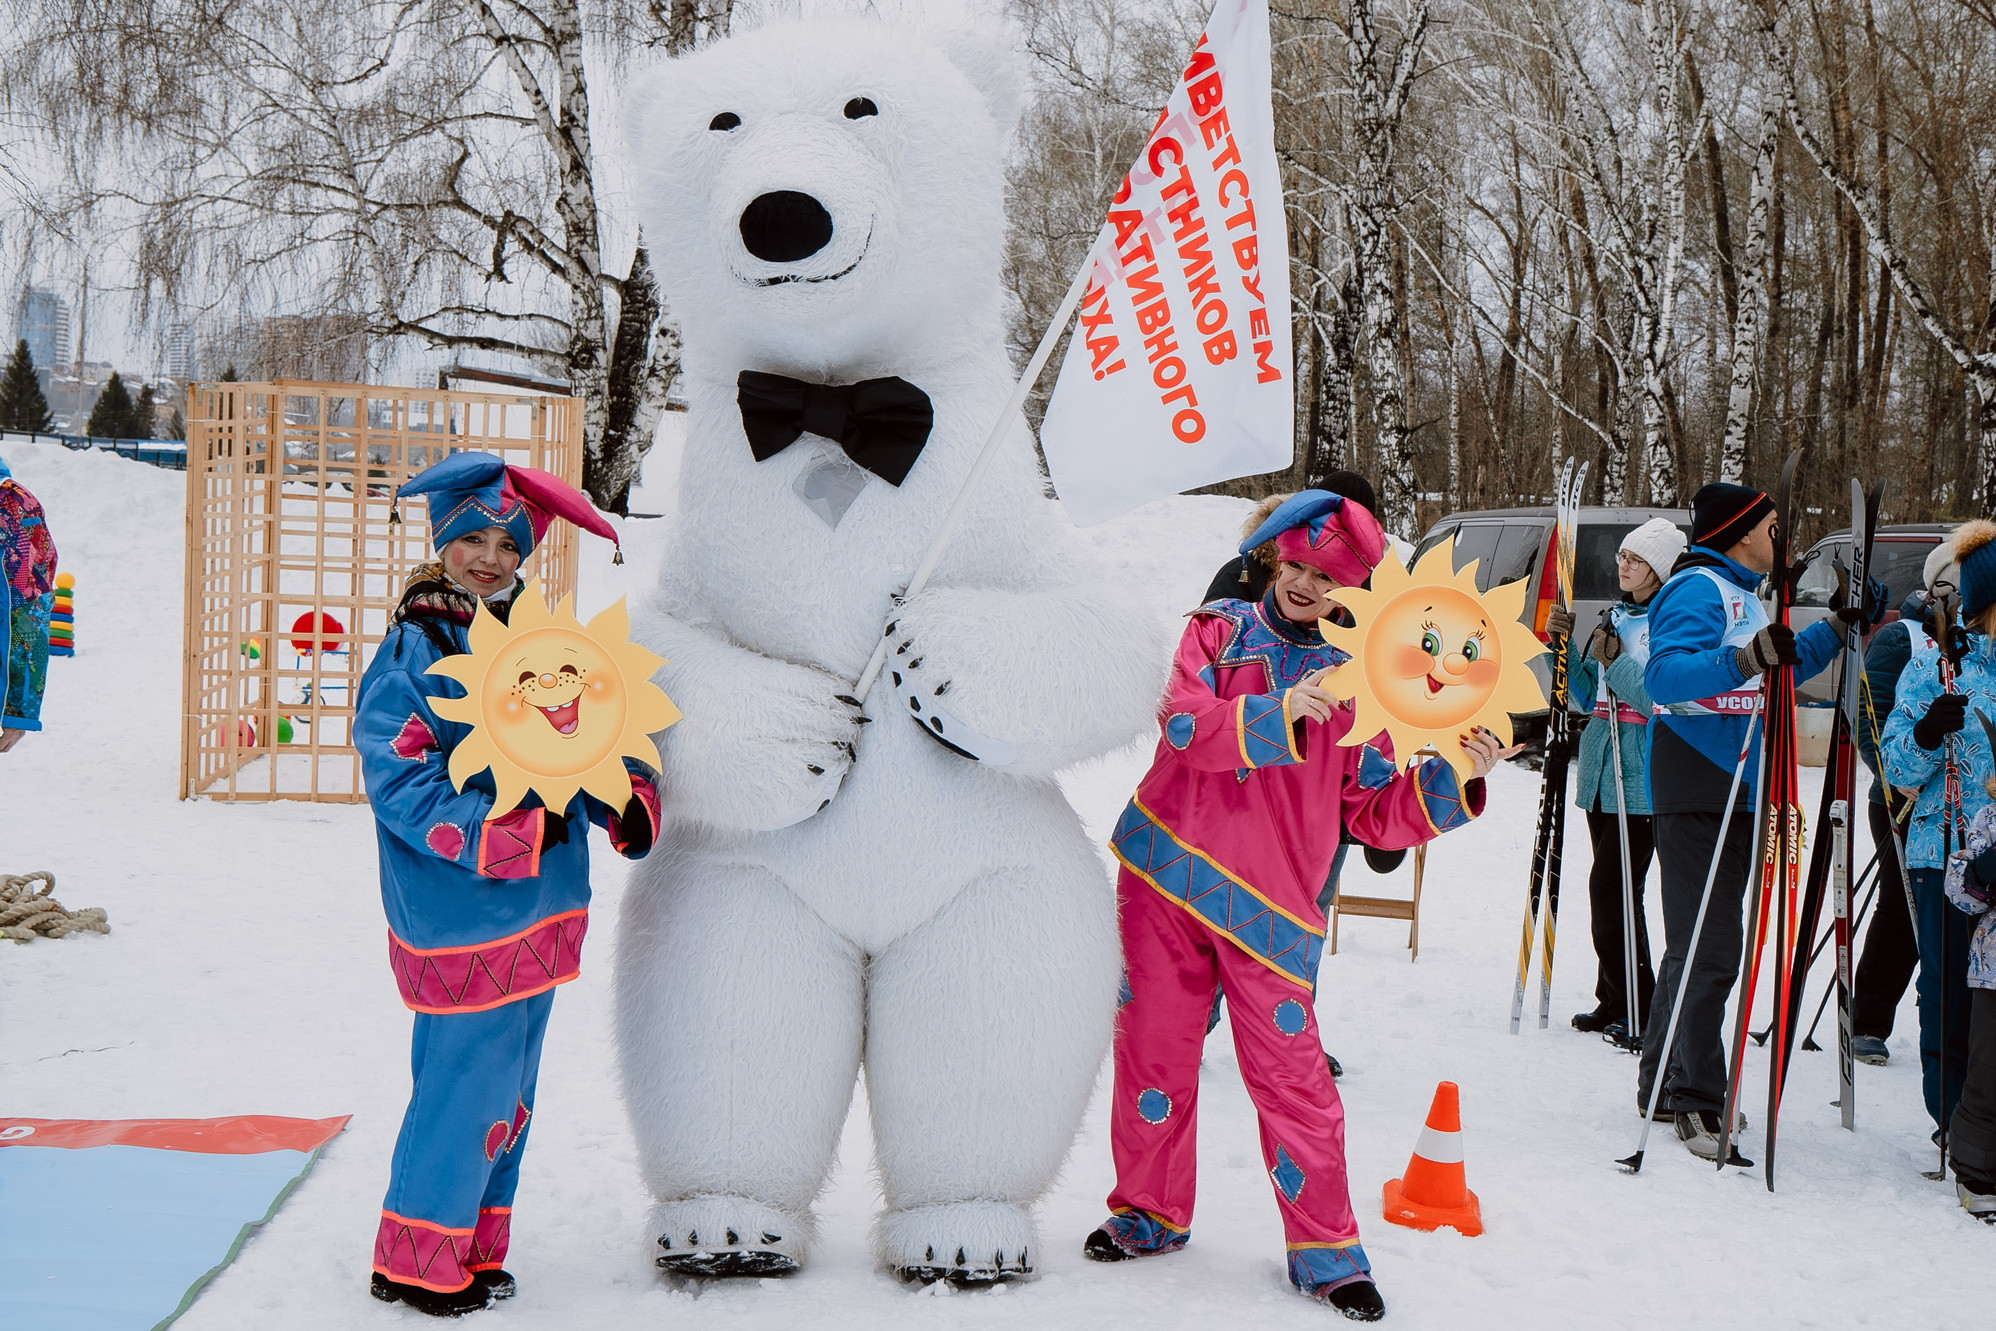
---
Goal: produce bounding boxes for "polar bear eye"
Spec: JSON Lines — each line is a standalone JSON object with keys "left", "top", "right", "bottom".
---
{"left": 843, "top": 97, "right": 878, "bottom": 119}
{"left": 709, "top": 111, "right": 742, "bottom": 131}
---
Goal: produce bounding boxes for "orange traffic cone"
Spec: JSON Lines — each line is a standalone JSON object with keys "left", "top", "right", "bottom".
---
{"left": 1381, "top": 1080, "right": 1482, "bottom": 1236}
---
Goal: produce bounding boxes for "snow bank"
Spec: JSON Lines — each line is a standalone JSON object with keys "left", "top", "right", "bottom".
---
{"left": 2, "top": 438, "right": 1979, "bottom": 1329}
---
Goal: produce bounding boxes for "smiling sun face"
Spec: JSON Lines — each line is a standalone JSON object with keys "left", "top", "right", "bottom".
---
{"left": 428, "top": 582, "right": 681, "bottom": 816}
{"left": 1319, "top": 539, "right": 1548, "bottom": 780}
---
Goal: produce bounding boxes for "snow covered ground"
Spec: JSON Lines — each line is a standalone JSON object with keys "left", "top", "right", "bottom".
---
{"left": 2, "top": 434, "right": 1983, "bottom": 1330}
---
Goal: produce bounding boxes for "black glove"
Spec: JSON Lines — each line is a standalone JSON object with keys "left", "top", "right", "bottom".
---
{"left": 1733, "top": 623, "right": 1799, "bottom": 678}
{"left": 1914, "top": 693, "right": 1969, "bottom": 751}
{"left": 1588, "top": 627, "right": 1622, "bottom": 665}
{"left": 616, "top": 794, "right": 655, "bottom": 856}
{"left": 1966, "top": 846, "right": 1996, "bottom": 908}
{"left": 1832, "top": 574, "right": 1891, "bottom": 628}
{"left": 540, "top": 810, "right": 570, "bottom": 847}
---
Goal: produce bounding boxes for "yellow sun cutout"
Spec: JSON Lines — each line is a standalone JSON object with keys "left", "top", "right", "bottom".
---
{"left": 1318, "top": 537, "right": 1549, "bottom": 780}
{"left": 428, "top": 581, "right": 681, "bottom": 816}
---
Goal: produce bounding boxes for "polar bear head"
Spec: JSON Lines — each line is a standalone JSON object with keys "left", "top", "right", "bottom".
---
{"left": 625, "top": 21, "right": 1022, "bottom": 381}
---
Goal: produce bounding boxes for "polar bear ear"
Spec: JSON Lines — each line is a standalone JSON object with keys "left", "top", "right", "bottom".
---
{"left": 932, "top": 28, "right": 1027, "bottom": 141}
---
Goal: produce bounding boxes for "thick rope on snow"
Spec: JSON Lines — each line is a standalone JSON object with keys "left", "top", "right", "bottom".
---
{"left": 0, "top": 872, "right": 109, "bottom": 942}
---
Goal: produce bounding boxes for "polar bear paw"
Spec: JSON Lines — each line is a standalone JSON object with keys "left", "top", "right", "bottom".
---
{"left": 652, "top": 1196, "right": 808, "bottom": 1279}
{"left": 883, "top": 623, "right": 1021, "bottom": 767}
{"left": 875, "top": 1201, "right": 1037, "bottom": 1287}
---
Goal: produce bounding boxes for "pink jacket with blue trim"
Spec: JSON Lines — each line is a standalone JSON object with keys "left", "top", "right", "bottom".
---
{"left": 1110, "top": 597, "right": 1483, "bottom": 991}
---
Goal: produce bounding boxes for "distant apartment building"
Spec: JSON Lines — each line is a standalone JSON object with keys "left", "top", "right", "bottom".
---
{"left": 164, "top": 322, "right": 197, "bottom": 382}
{"left": 15, "top": 287, "right": 71, "bottom": 373}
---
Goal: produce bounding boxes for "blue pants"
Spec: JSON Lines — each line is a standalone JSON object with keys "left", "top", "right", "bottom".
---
{"left": 374, "top": 990, "right": 553, "bottom": 1292}
{"left": 1912, "top": 869, "right": 1972, "bottom": 1135}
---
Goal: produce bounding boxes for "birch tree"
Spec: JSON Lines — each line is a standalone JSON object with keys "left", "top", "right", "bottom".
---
{"left": 1718, "top": 94, "right": 1779, "bottom": 482}
{"left": 1765, "top": 5, "right": 1996, "bottom": 510}
{"left": 1342, "top": 0, "right": 1430, "bottom": 535}
{"left": 3, "top": 0, "right": 734, "bottom": 512}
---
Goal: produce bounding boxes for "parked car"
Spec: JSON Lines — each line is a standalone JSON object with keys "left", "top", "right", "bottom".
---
{"left": 1791, "top": 523, "right": 1950, "bottom": 705}
{"left": 1413, "top": 505, "right": 1692, "bottom": 756}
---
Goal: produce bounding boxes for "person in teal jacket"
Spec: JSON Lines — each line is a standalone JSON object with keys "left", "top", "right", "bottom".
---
{"left": 1550, "top": 518, "right": 1684, "bottom": 1047}
{"left": 360, "top": 452, "right": 662, "bottom": 1318}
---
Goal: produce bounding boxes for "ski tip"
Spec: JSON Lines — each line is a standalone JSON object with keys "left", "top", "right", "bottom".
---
{"left": 1617, "top": 1152, "right": 1645, "bottom": 1174}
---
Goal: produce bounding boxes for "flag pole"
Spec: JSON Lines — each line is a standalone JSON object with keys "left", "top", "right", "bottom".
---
{"left": 851, "top": 251, "right": 1098, "bottom": 702}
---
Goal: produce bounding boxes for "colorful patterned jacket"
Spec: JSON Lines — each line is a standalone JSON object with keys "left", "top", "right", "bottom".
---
{"left": 1, "top": 475, "right": 56, "bottom": 732}
{"left": 1110, "top": 595, "right": 1483, "bottom": 992}
{"left": 356, "top": 593, "right": 661, "bottom": 1015}
{"left": 1945, "top": 805, "right": 1996, "bottom": 992}
{"left": 1882, "top": 628, "right": 1996, "bottom": 872}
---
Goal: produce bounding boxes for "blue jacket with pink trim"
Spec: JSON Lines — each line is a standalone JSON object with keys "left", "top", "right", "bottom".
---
{"left": 357, "top": 597, "right": 659, "bottom": 1009}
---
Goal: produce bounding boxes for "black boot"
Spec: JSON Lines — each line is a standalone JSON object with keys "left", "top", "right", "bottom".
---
{"left": 1571, "top": 1008, "right": 1614, "bottom": 1033}
{"left": 471, "top": 1269, "right": 516, "bottom": 1300}
{"left": 1083, "top": 1228, "right": 1137, "bottom": 1261}
{"left": 1313, "top": 1278, "right": 1386, "bottom": 1321}
{"left": 370, "top": 1272, "right": 492, "bottom": 1317}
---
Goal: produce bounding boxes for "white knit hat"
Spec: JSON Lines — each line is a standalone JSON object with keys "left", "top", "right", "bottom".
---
{"left": 1926, "top": 533, "right": 1959, "bottom": 595}
{"left": 1619, "top": 517, "right": 1686, "bottom": 583}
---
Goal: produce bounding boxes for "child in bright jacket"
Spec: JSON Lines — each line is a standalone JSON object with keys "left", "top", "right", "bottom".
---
{"left": 0, "top": 453, "right": 56, "bottom": 748}
{"left": 1087, "top": 490, "right": 1513, "bottom": 1323}
{"left": 359, "top": 452, "right": 661, "bottom": 1318}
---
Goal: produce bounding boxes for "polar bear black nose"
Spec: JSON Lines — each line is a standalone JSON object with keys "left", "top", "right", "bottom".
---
{"left": 740, "top": 191, "right": 834, "bottom": 263}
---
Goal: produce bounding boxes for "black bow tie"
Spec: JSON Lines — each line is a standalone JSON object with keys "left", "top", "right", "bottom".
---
{"left": 737, "top": 370, "right": 934, "bottom": 487}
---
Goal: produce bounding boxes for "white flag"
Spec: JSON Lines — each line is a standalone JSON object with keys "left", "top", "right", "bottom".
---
{"left": 1038, "top": 0, "right": 1293, "bottom": 527}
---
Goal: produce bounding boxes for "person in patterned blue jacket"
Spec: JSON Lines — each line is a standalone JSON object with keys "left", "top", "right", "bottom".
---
{"left": 1635, "top": 482, "right": 1856, "bottom": 1160}
{"left": 0, "top": 452, "right": 56, "bottom": 751}
{"left": 360, "top": 452, "right": 662, "bottom": 1318}
{"left": 1884, "top": 520, "right": 1996, "bottom": 1177}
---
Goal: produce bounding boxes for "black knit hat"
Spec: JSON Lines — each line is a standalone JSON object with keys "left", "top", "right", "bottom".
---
{"left": 1690, "top": 482, "right": 1775, "bottom": 551}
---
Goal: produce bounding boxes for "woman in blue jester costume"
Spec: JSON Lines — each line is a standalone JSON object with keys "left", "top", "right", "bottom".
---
{"left": 359, "top": 451, "right": 662, "bottom": 1318}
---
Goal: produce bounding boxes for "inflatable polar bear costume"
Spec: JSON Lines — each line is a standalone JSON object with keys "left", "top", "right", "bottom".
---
{"left": 618, "top": 20, "right": 1171, "bottom": 1284}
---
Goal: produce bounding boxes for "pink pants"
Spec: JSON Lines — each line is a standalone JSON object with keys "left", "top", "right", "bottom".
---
{"left": 1105, "top": 866, "right": 1369, "bottom": 1289}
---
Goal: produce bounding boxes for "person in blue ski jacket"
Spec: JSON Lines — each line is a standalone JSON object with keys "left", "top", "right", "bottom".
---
{"left": 1636, "top": 481, "right": 1855, "bottom": 1160}
{"left": 1548, "top": 517, "right": 1685, "bottom": 1047}
{"left": 1884, "top": 520, "right": 1996, "bottom": 1172}
{"left": 360, "top": 452, "right": 662, "bottom": 1318}
{"left": 0, "top": 452, "right": 56, "bottom": 751}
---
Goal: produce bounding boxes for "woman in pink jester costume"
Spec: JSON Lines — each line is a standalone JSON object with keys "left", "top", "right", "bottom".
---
{"left": 1085, "top": 490, "right": 1516, "bottom": 1323}
{"left": 357, "top": 452, "right": 663, "bottom": 1318}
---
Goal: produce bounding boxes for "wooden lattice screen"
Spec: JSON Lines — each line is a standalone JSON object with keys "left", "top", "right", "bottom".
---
{"left": 180, "top": 380, "right": 585, "bottom": 802}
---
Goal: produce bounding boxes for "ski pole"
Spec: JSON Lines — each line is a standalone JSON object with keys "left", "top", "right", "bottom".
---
{"left": 1750, "top": 851, "right": 1878, "bottom": 1045}
{"left": 1601, "top": 615, "right": 1643, "bottom": 1042}
{"left": 1619, "top": 692, "right": 1764, "bottom": 1174}
{"left": 1934, "top": 597, "right": 1970, "bottom": 1178}
{"left": 1800, "top": 875, "right": 1877, "bottom": 1050}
